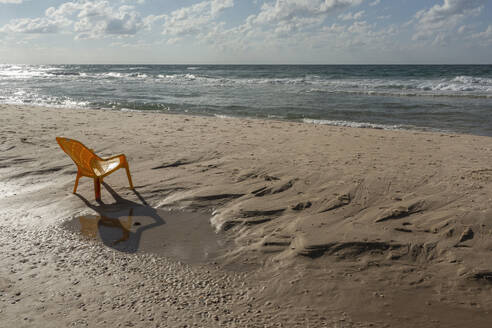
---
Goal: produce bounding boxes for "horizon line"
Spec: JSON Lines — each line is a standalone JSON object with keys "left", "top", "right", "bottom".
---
{"left": 2, "top": 62, "right": 492, "bottom": 66}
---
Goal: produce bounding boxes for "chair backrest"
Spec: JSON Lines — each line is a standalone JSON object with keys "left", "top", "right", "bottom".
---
{"left": 56, "top": 137, "right": 100, "bottom": 175}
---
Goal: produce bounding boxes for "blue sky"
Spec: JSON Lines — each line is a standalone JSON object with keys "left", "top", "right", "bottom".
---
{"left": 0, "top": 0, "right": 491, "bottom": 64}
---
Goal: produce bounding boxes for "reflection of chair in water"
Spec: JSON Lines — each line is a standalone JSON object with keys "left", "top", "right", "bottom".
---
{"left": 78, "top": 208, "right": 138, "bottom": 250}
{"left": 56, "top": 137, "right": 134, "bottom": 200}
{"left": 99, "top": 214, "right": 132, "bottom": 246}
{"left": 79, "top": 215, "right": 101, "bottom": 239}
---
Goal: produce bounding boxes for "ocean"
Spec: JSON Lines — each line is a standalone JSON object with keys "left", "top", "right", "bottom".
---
{"left": 1, "top": 64, "right": 492, "bottom": 136}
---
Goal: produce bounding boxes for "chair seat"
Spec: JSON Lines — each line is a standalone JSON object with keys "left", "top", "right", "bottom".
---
{"left": 93, "top": 157, "right": 122, "bottom": 177}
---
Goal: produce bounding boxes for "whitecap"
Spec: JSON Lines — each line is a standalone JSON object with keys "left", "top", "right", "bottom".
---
{"left": 104, "top": 72, "right": 124, "bottom": 78}
{"left": 302, "top": 118, "right": 402, "bottom": 130}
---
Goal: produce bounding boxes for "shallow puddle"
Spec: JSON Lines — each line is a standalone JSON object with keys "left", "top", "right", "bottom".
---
{"left": 63, "top": 207, "right": 228, "bottom": 265}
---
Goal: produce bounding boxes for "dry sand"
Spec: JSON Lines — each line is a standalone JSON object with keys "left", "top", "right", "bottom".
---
{"left": 2, "top": 104, "right": 492, "bottom": 327}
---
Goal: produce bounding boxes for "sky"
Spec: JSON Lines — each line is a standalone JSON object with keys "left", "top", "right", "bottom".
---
{"left": 0, "top": 0, "right": 491, "bottom": 64}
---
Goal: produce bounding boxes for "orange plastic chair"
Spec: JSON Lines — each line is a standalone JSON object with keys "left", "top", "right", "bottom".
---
{"left": 56, "top": 137, "right": 134, "bottom": 200}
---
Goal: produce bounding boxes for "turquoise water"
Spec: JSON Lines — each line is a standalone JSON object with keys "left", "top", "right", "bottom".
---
{"left": 1, "top": 64, "right": 492, "bottom": 135}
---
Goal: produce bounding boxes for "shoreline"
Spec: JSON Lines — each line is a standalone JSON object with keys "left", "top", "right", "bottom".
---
{"left": 0, "top": 102, "right": 466, "bottom": 137}
{"left": 2, "top": 104, "right": 492, "bottom": 327}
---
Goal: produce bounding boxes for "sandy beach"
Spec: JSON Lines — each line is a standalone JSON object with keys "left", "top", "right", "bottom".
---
{"left": 2, "top": 104, "right": 492, "bottom": 327}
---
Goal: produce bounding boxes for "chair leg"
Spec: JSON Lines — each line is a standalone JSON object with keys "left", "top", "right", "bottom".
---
{"left": 73, "top": 172, "right": 81, "bottom": 194}
{"left": 125, "top": 164, "right": 134, "bottom": 189}
{"left": 94, "top": 177, "right": 101, "bottom": 200}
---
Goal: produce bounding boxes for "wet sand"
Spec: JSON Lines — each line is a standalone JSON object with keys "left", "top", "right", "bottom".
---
{"left": 2, "top": 104, "right": 492, "bottom": 327}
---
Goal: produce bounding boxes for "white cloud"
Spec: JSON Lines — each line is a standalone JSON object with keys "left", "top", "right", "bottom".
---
{"left": 369, "top": 0, "right": 380, "bottom": 6}
{"left": 327, "top": 20, "right": 397, "bottom": 49}
{"left": 211, "top": 0, "right": 234, "bottom": 16}
{"left": 110, "top": 39, "right": 156, "bottom": 48}
{"left": 474, "top": 25, "right": 492, "bottom": 38}
{"left": 72, "top": 3, "right": 143, "bottom": 39}
{"left": 457, "top": 24, "right": 469, "bottom": 35}
{"left": 0, "top": 17, "right": 60, "bottom": 33}
{"left": 411, "top": 0, "right": 484, "bottom": 44}
{"left": 160, "top": 0, "right": 233, "bottom": 37}
{"left": 252, "top": 0, "right": 363, "bottom": 25}
{"left": 415, "top": 0, "right": 482, "bottom": 25}
{"left": 142, "top": 14, "right": 166, "bottom": 31}
{"left": 338, "top": 10, "right": 364, "bottom": 21}
{"left": 230, "top": 0, "right": 364, "bottom": 44}
{"left": 1, "top": 0, "right": 144, "bottom": 39}
{"left": 0, "top": 0, "right": 23, "bottom": 3}
{"left": 472, "top": 25, "right": 492, "bottom": 44}
{"left": 194, "top": 0, "right": 393, "bottom": 58}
